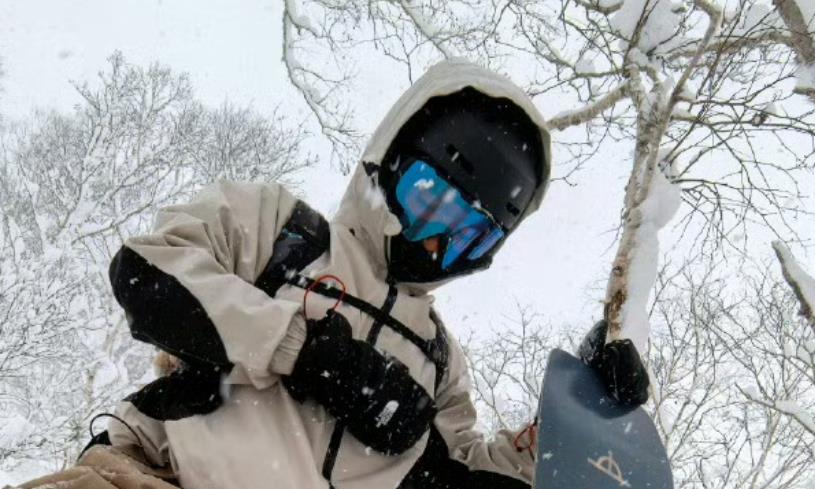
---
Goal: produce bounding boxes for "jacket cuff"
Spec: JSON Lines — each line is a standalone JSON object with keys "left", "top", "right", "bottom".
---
{"left": 269, "top": 315, "right": 308, "bottom": 375}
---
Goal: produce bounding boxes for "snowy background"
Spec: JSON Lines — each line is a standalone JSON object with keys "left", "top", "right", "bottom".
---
{"left": 1, "top": 0, "right": 814, "bottom": 487}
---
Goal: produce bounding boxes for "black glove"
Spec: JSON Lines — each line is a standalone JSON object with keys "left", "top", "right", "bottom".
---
{"left": 125, "top": 362, "right": 225, "bottom": 420}
{"left": 283, "top": 310, "right": 436, "bottom": 455}
{"left": 578, "top": 320, "right": 650, "bottom": 407}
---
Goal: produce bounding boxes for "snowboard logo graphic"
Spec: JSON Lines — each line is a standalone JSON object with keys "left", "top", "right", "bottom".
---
{"left": 587, "top": 451, "right": 630, "bottom": 487}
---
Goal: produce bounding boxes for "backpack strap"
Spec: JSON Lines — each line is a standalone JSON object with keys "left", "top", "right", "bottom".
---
{"left": 255, "top": 200, "right": 330, "bottom": 297}
{"left": 428, "top": 308, "right": 450, "bottom": 391}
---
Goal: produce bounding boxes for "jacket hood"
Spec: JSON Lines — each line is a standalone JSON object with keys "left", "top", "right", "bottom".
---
{"left": 332, "top": 59, "right": 553, "bottom": 292}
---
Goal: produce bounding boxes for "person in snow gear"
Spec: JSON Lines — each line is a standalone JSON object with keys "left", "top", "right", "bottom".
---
{"left": 11, "top": 60, "right": 649, "bottom": 489}
{"left": 376, "top": 86, "right": 543, "bottom": 284}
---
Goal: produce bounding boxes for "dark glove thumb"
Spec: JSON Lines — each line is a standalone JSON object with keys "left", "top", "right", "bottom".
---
{"left": 602, "top": 339, "right": 650, "bottom": 406}
{"left": 577, "top": 320, "right": 650, "bottom": 407}
{"left": 577, "top": 320, "right": 608, "bottom": 368}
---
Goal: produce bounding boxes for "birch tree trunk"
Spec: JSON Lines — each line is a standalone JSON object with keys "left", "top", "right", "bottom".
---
{"left": 604, "top": 0, "right": 723, "bottom": 349}
{"left": 774, "top": 0, "right": 815, "bottom": 101}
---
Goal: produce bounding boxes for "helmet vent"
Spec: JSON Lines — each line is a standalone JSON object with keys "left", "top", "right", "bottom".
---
{"left": 446, "top": 144, "right": 474, "bottom": 175}
{"left": 506, "top": 202, "right": 521, "bottom": 217}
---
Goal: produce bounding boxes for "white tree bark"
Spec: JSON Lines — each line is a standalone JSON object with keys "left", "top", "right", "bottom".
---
{"left": 604, "top": 0, "right": 722, "bottom": 346}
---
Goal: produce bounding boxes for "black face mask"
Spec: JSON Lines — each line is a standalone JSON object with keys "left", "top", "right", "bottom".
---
{"left": 386, "top": 232, "right": 493, "bottom": 284}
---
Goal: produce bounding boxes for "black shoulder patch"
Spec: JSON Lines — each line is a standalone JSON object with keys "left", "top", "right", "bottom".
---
{"left": 109, "top": 246, "right": 232, "bottom": 369}
{"left": 286, "top": 200, "right": 330, "bottom": 250}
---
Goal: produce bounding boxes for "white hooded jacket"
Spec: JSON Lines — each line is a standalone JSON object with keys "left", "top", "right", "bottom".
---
{"left": 107, "top": 59, "right": 552, "bottom": 489}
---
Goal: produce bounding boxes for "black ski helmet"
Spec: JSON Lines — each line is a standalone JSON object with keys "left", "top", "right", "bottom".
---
{"left": 378, "top": 87, "right": 546, "bottom": 283}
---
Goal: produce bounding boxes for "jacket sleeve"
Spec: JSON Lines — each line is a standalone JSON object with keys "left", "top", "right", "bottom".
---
{"left": 109, "top": 181, "right": 309, "bottom": 388}
{"left": 429, "top": 333, "right": 535, "bottom": 487}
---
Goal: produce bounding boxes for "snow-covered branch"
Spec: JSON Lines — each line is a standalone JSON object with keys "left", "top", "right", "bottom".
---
{"left": 773, "top": 0, "right": 815, "bottom": 101}
{"left": 547, "top": 82, "right": 630, "bottom": 131}
{"left": 398, "top": 0, "right": 454, "bottom": 59}
{"left": 281, "top": 1, "right": 359, "bottom": 172}
{"left": 772, "top": 241, "right": 815, "bottom": 327}
{"left": 670, "top": 0, "right": 723, "bottom": 108}
{"left": 739, "top": 385, "right": 815, "bottom": 436}
{"left": 574, "top": 0, "right": 624, "bottom": 15}
{"left": 604, "top": 158, "right": 682, "bottom": 348}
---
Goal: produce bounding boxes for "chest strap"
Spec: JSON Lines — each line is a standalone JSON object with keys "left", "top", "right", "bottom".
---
{"left": 287, "top": 273, "right": 448, "bottom": 389}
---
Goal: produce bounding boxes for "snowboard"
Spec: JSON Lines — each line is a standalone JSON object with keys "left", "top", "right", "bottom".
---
{"left": 535, "top": 349, "right": 673, "bottom": 488}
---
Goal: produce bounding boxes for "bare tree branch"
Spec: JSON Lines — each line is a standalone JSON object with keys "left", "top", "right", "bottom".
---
{"left": 547, "top": 81, "right": 630, "bottom": 130}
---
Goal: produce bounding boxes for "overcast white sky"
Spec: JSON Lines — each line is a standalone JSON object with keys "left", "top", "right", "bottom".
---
{"left": 1, "top": 0, "right": 809, "bottom": 340}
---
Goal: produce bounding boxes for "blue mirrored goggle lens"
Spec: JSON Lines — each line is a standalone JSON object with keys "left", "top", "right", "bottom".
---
{"left": 395, "top": 160, "right": 505, "bottom": 269}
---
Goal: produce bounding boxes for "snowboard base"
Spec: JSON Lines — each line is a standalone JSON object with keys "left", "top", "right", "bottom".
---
{"left": 535, "top": 349, "right": 673, "bottom": 488}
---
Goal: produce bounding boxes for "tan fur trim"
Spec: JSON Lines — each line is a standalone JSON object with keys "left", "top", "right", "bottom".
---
{"left": 152, "top": 351, "right": 182, "bottom": 377}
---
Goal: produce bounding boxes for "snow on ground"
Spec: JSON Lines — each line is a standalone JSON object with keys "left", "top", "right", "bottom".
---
{"left": 619, "top": 162, "right": 681, "bottom": 352}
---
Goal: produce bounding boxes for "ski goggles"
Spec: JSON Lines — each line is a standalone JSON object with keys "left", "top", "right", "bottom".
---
{"left": 394, "top": 159, "right": 506, "bottom": 270}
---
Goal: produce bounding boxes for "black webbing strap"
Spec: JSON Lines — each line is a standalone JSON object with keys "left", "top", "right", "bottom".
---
{"left": 288, "top": 275, "right": 447, "bottom": 374}
{"left": 366, "top": 285, "right": 397, "bottom": 344}
{"left": 322, "top": 284, "right": 399, "bottom": 484}
{"left": 322, "top": 421, "right": 345, "bottom": 486}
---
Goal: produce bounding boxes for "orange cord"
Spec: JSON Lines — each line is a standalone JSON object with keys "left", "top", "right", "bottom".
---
{"left": 302, "top": 274, "right": 347, "bottom": 321}
{"left": 513, "top": 418, "right": 538, "bottom": 458}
